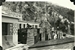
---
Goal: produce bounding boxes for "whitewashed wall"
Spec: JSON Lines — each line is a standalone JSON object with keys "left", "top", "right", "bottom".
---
{"left": 13, "top": 23, "right": 19, "bottom": 45}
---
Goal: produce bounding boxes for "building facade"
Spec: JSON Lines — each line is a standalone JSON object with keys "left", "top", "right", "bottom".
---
{"left": 2, "top": 6, "right": 40, "bottom": 50}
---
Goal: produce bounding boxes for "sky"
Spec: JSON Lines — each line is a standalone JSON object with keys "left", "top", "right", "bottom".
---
{"left": 6, "top": 0, "right": 75, "bottom": 10}
{"left": 48, "top": 0, "right": 75, "bottom": 10}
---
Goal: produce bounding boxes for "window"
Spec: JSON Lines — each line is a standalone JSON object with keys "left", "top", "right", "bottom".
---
{"left": 19, "top": 24, "right": 21, "bottom": 29}
{"left": 9, "top": 24, "right": 13, "bottom": 35}
{"left": 35, "top": 25, "right": 37, "bottom": 28}
{"left": 23, "top": 24, "right": 25, "bottom": 28}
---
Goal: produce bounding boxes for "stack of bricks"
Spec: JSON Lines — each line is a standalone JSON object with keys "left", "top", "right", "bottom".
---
{"left": 27, "top": 29, "right": 37, "bottom": 46}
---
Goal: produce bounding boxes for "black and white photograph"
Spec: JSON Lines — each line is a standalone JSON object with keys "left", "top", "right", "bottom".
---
{"left": 1, "top": 0, "right": 75, "bottom": 50}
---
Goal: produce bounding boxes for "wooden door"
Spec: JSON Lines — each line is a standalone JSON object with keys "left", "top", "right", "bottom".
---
{"left": 18, "top": 29, "right": 27, "bottom": 44}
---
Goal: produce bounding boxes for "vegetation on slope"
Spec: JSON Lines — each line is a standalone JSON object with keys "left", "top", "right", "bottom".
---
{"left": 2, "top": 2, "right": 74, "bottom": 35}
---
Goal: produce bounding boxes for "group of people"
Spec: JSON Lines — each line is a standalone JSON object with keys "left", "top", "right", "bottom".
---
{"left": 49, "top": 16, "right": 70, "bottom": 40}
{"left": 49, "top": 27, "right": 67, "bottom": 40}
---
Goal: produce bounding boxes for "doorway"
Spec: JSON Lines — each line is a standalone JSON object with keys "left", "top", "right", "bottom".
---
{"left": 2, "top": 23, "right": 8, "bottom": 35}
{"left": 18, "top": 29, "right": 27, "bottom": 44}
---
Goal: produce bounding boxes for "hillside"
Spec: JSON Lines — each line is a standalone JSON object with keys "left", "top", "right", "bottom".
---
{"left": 2, "top": 2, "right": 74, "bottom": 35}
{"left": 2, "top": 2, "right": 74, "bottom": 22}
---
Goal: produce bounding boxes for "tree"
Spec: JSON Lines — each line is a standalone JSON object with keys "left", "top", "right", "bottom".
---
{"left": 55, "top": 18, "right": 69, "bottom": 33}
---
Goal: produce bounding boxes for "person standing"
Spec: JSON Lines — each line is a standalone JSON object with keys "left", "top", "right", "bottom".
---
{"left": 51, "top": 27, "right": 55, "bottom": 39}
{"left": 54, "top": 32, "right": 57, "bottom": 40}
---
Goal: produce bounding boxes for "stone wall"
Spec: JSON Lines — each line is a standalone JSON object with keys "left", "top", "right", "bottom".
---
{"left": 27, "top": 29, "right": 37, "bottom": 46}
